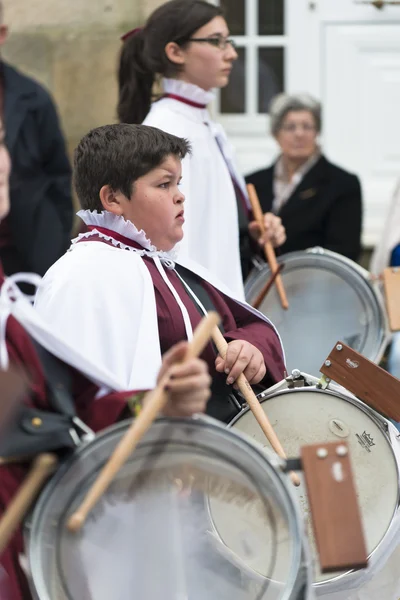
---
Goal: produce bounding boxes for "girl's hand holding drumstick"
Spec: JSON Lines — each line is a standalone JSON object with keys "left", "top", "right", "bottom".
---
{"left": 248, "top": 213, "right": 286, "bottom": 249}
{"left": 247, "top": 183, "right": 289, "bottom": 310}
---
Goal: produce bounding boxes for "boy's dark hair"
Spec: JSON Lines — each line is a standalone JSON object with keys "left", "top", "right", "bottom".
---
{"left": 74, "top": 123, "right": 191, "bottom": 212}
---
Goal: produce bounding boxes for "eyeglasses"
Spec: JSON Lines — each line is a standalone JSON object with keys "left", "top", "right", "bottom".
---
{"left": 280, "top": 123, "right": 316, "bottom": 134}
{"left": 187, "top": 37, "right": 237, "bottom": 51}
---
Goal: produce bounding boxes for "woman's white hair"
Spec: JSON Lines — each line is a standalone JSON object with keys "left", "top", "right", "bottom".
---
{"left": 269, "top": 93, "right": 321, "bottom": 136}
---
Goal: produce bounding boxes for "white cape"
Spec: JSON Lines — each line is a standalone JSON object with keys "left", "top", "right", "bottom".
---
{"left": 144, "top": 78, "right": 248, "bottom": 300}
{"left": 34, "top": 227, "right": 284, "bottom": 394}
{"left": 0, "top": 274, "right": 126, "bottom": 392}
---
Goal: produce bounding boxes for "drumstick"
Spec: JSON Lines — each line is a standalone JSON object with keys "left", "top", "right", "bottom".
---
{"left": 0, "top": 453, "right": 57, "bottom": 554}
{"left": 247, "top": 183, "right": 289, "bottom": 310}
{"left": 212, "top": 327, "right": 300, "bottom": 487}
{"left": 252, "top": 263, "right": 285, "bottom": 310}
{"left": 67, "top": 311, "right": 221, "bottom": 533}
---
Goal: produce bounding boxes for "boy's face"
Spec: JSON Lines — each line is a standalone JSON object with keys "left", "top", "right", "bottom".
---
{"left": 114, "top": 154, "right": 185, "bottom": 251}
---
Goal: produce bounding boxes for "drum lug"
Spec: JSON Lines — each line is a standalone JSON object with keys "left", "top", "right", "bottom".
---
{"left": 307, "top": 246, "right": 325, "bottom": 255}
{"left": 68, "top": 428, "right": 81, "bottom": 447}
{"left": 251, "top": 255, "right": 267, "bottom": 272}
{"left": 235, "top": 402, "right": 249, "bottom": 416}
{"left": 70, "top": 417, "right": 96, "bottom": 446}
{"left": 285, "top": 370, "right": 306, "bottom": 388}
{"left": 317, "top": 374, "right": 331, "bottom": 390}
{"left": 282, "top": 457, "right": 303, "bottom": 472}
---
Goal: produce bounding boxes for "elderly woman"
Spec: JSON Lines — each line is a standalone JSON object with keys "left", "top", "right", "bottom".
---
{"left": 246, "top": 93, "right": 363, "bottom": 262}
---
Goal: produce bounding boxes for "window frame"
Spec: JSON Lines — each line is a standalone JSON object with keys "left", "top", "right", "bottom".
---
{"left": 214, "top": 0, "right": 287, "bottom": 136}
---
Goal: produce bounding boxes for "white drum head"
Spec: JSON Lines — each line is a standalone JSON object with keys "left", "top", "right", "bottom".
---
{"left": 230, "top": 387, "right": 399, "bottom": 588}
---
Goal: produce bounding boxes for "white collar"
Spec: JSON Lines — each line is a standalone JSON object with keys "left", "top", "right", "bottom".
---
{"left": 163, "top": 78, "right": 215, "bottom": 106}
{"left": 73, "top": 210, "right": 178, "bottom": 267}
{"left": 275, "top": 150, "right": 321, "bottom": 185}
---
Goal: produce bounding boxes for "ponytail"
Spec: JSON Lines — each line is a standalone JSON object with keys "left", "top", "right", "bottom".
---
{"left": 117, "top": 1, "right": 223, "bottom": 125}
{"left": 117, "top": 31, "right": 154, "bottom": 124}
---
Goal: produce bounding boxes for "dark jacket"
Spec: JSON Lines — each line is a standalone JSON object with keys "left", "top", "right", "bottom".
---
{"left": 2, "top": 62, "right": 73, "bottom": 276}
{"left": 245, "top": 155, "right": 363, "bottom": 262}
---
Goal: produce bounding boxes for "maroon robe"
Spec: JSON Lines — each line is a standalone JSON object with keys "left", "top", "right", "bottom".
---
{"left": 142, "top": 252, "right": 285, "bottom": 385}
{"left": 81, "top": 230, "right": 285, "bottom": 392}
{"left": 0, "top": 231, "right": 285, "bottom": 598}
{"left": 0, "top": 266, "right": 135, "bottom": 599}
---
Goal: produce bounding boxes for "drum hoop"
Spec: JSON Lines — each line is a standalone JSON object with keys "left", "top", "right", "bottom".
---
{"left": 230, "top": 381, "right": 400, "bottom": 589}
{"left": 305, "top": 249, "right": 391, "bottom": 356}
{"left": 245, "top": 247, "right": 391, "bottom": 364}
{"left": 26, "top": 415, "right": 306, "bottom": 600}
{"left": 256, "top": 380, "right": 392, "bottom": 436}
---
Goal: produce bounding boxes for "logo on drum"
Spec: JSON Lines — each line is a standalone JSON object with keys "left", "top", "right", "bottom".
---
{"left": 345, "top": 358, "right": 359, "bottom": 369}
{"left": 356, "top": 430, "right": 376, "bottom": 452}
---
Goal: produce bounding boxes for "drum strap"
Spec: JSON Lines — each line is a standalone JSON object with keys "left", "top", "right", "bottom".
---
{"left": 174, "top": 265, "right": 226, "bottom": 333}
{"left": 175, "top": 265, "right": 245, "bottom": 423}
{"left": 29, "top": 338, "right": 75, "bottom": 418}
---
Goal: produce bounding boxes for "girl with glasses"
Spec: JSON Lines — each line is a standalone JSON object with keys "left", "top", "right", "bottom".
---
{"left": 117, "top": 0, "right": 286, "bottom": 299}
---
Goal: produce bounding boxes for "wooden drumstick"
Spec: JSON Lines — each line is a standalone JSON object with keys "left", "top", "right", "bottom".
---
{"left": 67, "top": 311, "right": 221, "bottom": 533}
{"left": 247, "top": 183, "right": 289, "bottom": 310}
{"left": 252, "top": 263, "right": 284, "bottom": 310}
{"left": 212, "top": 327, "right": 300, "bottom": 486}
{"left": 0, "top": 453, "right": 57, "bottom": 554}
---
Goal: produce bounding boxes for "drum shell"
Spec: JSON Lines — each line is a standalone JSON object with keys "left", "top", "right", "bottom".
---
{"left": 25, "top": 415, "right": 313, "bottom": 600}
{"left": 229, "top": 375, "right": 400, "bottom": 598}
{"left": 245, "top": 248, "right": 390, "bottom": 377}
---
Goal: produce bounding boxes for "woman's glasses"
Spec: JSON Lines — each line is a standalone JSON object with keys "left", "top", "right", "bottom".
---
{"left": 188, "top": 36, "right": 237, "bottom": 51}
{"left": 280, "top": 123, "right": 316, "bottom": 134}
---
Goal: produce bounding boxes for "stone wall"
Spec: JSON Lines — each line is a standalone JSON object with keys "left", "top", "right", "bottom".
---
{"left": 2, "top": 0, "right": 163, "bottom": 164}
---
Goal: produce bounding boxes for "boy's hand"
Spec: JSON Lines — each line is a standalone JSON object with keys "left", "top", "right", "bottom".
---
{"left": 156, "top": 341, "right": 211, "bottom": 417}
{"left": 215, "top": 340, "right": 266, "bottom": 386}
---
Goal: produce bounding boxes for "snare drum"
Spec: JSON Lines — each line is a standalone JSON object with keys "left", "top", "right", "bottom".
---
{"left": 25, "top": 417, "right": 311, "bottom": 600}
{"left": 229, "top": 374, "right": 400, "bottom": 599}
{"left": 245, "top": 248, "right": 389, "bottom": 377}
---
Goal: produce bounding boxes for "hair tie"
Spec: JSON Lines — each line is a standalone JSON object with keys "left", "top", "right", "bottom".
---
{"left": 121, "top": 27, "right": 143, "bottom": 42}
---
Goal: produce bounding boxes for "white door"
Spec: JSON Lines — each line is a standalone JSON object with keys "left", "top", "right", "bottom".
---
{"left": 217, "top": 0, "right": 400, "bottom": 247}
{"left": 287, "top": 0, "right": 400, "bottom": 246}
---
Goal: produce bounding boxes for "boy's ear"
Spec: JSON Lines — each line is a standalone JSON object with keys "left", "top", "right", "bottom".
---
{"left": 99, "top": 185, "right": 124, "bottom": 215}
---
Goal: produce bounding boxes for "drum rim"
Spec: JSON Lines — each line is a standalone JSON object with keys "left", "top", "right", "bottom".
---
{"left": 245, "top": 247, "right": 390, "bottom": 365}
{"left": 230, "top": 380, "right": 400, "bottom": 589}
{"left": 26, "top": 415, "right": 307, "bottom": 600}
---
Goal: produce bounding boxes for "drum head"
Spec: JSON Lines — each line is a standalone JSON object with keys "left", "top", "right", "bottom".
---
{"left": 231, "top": 386, "right": 400, "bottom": 587}
{"left": 26, "top": 417, "right": 307, "bottom": 600}
{"left": 245, "top": 249, "right": 388, "bottom": 376}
